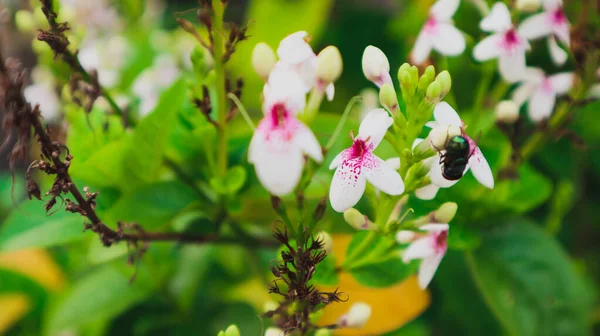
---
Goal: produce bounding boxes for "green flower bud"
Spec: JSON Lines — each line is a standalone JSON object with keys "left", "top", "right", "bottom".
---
{"left": 418, "top": 65, "right": 435, "bottom": 92}
{"left": 379, "top": 83, "right": 398, "bottom": 112}
{"left": 224, "top": 325, "right": 240, "bottom": 336}
{"left": 252, "top": 42, "right": 276, "bottom": 81}
{"left": 33, "top": 6, "right": 48, "bottom": 27}
{"left": 436, "top": 71, "right": 452, "bottom": 95}
{"left": 428, "top": 125, "right": 462, "bottom": 150}
{"left": 399, "top": 71, "right": 412, "bottom": 88}
{"left": 15, "top": 10, "right": 35, "bottom": 32}
{"left": 409, "top": 66, "right": 419, "bottom": 87}
{"left": 263, "top": 300, "right": 278, "bottom": 312}
{"left": 317, "top": 45, "right": 343, "bottom": 84}
{"left": 397, "top": 63, "right": 411, "bottom": 82}
{"left": 343, "top": 208, "right": 374, "bottom": 230}
{"left": 434, "top": 202, "right": 458, "bottom": 223}
{"left": 316, "top": 231, "right": 333, "bottom": 254}
{"left": 516, "top": 0, "right": 541, "bottom": 12}
{"left": 190, "top": 46, "right": 206, "bottom": 73}
{"left": 315, "top": 329, "right": 333, "bottom": 336}
{"left": 426, "top": 81, "right": 442, "bottom": 102}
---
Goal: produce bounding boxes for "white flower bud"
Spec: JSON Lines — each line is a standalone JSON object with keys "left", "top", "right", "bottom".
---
{"left": 516, "top": 0, "right": 541, "bottom": 12}
{"left": 265, "top": 327, "right": 284, "bottom": 336}
{"left": 495, "top": 100, "right": 519, "bottom": 124}
{"left": 434, "top": 202, "right": 458, "bottom": 223}
{"left": 316, "top": 231, "right": 333, "bottom": 254}
{"left": 252, "top": 43, "right": 276, "bottom": 81}
{"left": 396, "top": 230, "right": 416, "bottom": 243}
{"left": 338, "top": 302, "right": 372, "bottom": 328}
{"left": 343, "top": 208, "right": 374, "bottom": 230}
{"left": 362, "top": 46, "right": 391, "bottom": 87}
{"left": 263, "top": 300, "right": 278, "bottom": 313}
{"left": 317, "top": 46, "right": 342, "bottom": 84}
{"left": 428, "top": 125, "right": 462, "bottom": 151}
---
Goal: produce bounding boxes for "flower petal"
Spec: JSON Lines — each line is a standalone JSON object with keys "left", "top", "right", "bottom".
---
{"left": 473, "top": 34, "right": 503, "bottom": 61}
{"left": 420, "top": 223, "right": 450, "bottom": 232}
{"left": 467, "top": 144, "right": 494, "bottom": 189}
{"left": 553, "top": 21, "right": 570, "bottom": 46}
{"left": 512, "top": 82, "right": 536, "bottom": 107}
{"left": 385, "top": 157, "right": 401, "bottom": 170}
{"left": 250, "top": 130, "right": 304, "bottom": 196}
{"left": 528, "top": 88, "right": 556, "bottom": 122}
{"left": 277, "top": 31, "right": 315, "bottom": 64}
{"left": 430, "top": 155, "right": 462, "bottom": 188}
{"left": 329, "top": 149, "right": 347, "bottom": 170}
{"left": 418, "top": 253, "right": 444, "bottom": 289}
{"left": 415, "top": 183, "right": 440, "bottom": 200}
{"left": 411, "top": 29, "right": 433, "bottom": 65}
{"left": 498, "top": 50, "right": 527, "bottom": 83}
{"left": 295, "top": 123, "right": 323, "bottom": 163}
{"left": 325, "top": 82, "right": 335, "bottom": 101}
{"left": 357, "top": 108, "right": 393, "bottom": 148}
{"left": 329, "top": 158, "right": 367, "bottom": 212}
{"left": 263, "top": 68, "right": 307, "bottom": 115}
{"left": 430, "top": 0, "right": 460, "bottom": 21}
{"left": 431, "top": 23, "right": 466, "bottom": 56}
{"left": 549, "top": 72, "right": 574, "bottom": 94}
{"left": 363, "top": 153, "right": 405, "bottom": 196}
{"left": 402, "top": 237, "right": 436, "bottom": 263}
{"left": 548, "top": 36, "right": 568, "bottom": 65}
{"left": 433, "top": 102, "right": 462, "bottom": 126}
{"left": 543, "top": 0, "right": 562, "bottom": 10}
{"left": 518, "top": 12, "right": 552, "bottom": 40}
{"left": 480, "top": 2, "right": 512, "bottom": 32}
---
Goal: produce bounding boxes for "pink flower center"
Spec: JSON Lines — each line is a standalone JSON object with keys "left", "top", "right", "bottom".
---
{"left": 434, "top": 230, "right": 448, "bottom": 254}
{"left": 541, "top": 78, "right": 554, "bottom": 94}
{"left": 269, "top": 103, "right": 288, "bottom": 127}
{"left": 348, "top": 138, "right": 370, "bottom": 159}
{"left": 424, "top": 16, "right": 438, "bottom": 33}
{"left": 503, "top": 29, "right": 520, "bottom": 48}
{"left": 552, "top": 8, "right": 567, "bottom": 25}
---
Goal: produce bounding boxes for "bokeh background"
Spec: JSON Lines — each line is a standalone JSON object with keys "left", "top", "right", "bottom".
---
{"left": 0, "top": 0, "right": 599, "bottom": 335}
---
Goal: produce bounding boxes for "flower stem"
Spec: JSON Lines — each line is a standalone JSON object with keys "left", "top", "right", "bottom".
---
{"left": 303, "top": 86, "right": 325, "bottom": 124}
{"left": 325, "top": 96, "right": 362, "bottom": 151}
{"left": 227, "top": 93, "right": 255, "bottom": 130}
{"left": 343, "top": 230, "right": 378, "bottom": 268}
{"left": 212, "top": 0, "right": 228, "bottom": 176}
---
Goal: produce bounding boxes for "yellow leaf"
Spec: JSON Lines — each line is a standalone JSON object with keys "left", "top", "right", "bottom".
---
{"left": 0, "top": 295, "right": 30, "bottom": 334}
{"left": 0, "top": 249, "right": 65, "bottom": 291}
{"left": 318, "top": 234, "right": 431, "bottom": 335}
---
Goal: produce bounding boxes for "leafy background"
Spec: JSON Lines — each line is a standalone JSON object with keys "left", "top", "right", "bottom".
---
{"left": 0, "top": 0, "right": 599, "bottom": 335}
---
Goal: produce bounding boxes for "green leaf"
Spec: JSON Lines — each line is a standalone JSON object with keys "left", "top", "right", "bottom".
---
{"left": 0, "top": 172, "right": 24, "bottom": 209}
{"left": 468, "top": 218, "right": 594, "bottom": 336}
{"left": 105, "top": 181, "right": 198, "bottom": 229}
{"left": 346, "top": 231, "right": 414, "bottom": 288}
{"left": 0, "top": 267, "right": 48, "bottom": 310}
{"left": 122, "top": 79, "right": 187, "bottom": 189}
{"left": 45, "top": 265, "right": 155, "bottom": 334}
{"left": 0, "top": 201, "right": 85, "bottom": 252}
{"left": 210, "top": 166, "right": 247, "bottom": 195}
{"left": 168, "top": 245, "right": 214, "bottom": 311}
{"left": 69, "top": 141, "right": 128, "bottom": 188}
{"left": 311, "top": 254, "right": 339, "bottom": 286}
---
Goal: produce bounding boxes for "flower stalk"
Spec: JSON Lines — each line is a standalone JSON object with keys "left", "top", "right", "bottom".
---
{"left": 212, "top": 0, "right": 228, "bottom": 176}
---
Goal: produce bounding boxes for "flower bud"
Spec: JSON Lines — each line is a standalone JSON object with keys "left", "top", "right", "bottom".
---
{"left": 343, "top": 208, "right": 374, "bottom": 230}
{"left": 495, "top": 100, "right": 519, "bottom": 124}
{"left": 316, "top": 231, "right": 333, "bottom": 254}
{"left": 338, "top": 302, "right": 372, "bottom": 328}
{"left": 15, "top": 10, "right": 35, "bottom": 32}
{"left": 362, "top": 45, "right": 392, "bottom": 87}
{"left": 314, "top": 329, "right": 333, "bottom": 336}
{"left": 263, "top": 300, "right": 278, "bottom": 312}
{"left": 224, "top": 325, "right": 240, "bottom": 336}
{"left": 33, "top": 7, "right": 48, "bottom": 27}
{"left": 418, "top": 65, "right": 436, "bottom": 92}
{"left": 252, "top": 42, "right": 276, "bottom": 81}
{"left": 428, "top": 125, "right": 462, "bottom": 150}
{"left": 264, "top": 327, "right": 284, "bottom": 336}
{"left": 516, "top": 0, "right": 541, "bottom": 12}
{"left": 317, "top": 46, "right": 343, "bottom": 84}
{"left": 434, "top": 202, "right": 458, "bottom": 223}
{"left": 436, "top": 71, "right": 452, "bottom": 94}
{"left": 396, "top": 230, "right": 416, "bottom": 243}
{"left": 413, "top": 138, "right": 433, "bottom": 158}
{"left": 409, "top": 66, "right": 419, "bottom": 87}
{"left": 426, "top": 81, "right": 442, "bottom": 102}
{"left": 379, "top": 83, "right": 398, "bottom": 112}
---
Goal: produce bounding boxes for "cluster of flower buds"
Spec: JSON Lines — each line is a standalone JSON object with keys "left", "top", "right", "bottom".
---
{"left": 249, "top": 32, "right": 343, "bottom": 196}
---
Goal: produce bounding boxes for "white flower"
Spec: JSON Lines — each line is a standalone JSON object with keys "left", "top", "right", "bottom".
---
{"left": 496, "top": 100, "right": 520, "bottom": 123}
{"left": 24, "top": 83, "right": 60, "bottom": 122}
{"left": 337, "top": 302, "right": 371, "bottom": 328}
{"left": 78, "top": 36, "right": 130, "bottom": 88}
{"left": 512, "top": 67, "right": 573, "bottom": 122}
{"left": 426, "top": 102, "right": 495, "bottom": 189}
{"left": 59, "top": 0, "right": 121, "bottom": 37}
{"left": 473, "top": 2, "right": 530, "bottom": 82}
{"left": 248, "top": 69, "right": 323, "bottom": 196}
{"left": 362, "top": 46, "right": 392, "bottom": 88}
{"left": 519, "top": 0, "right": 570, "bottom": 65}
{"left": 275, "top": 31, "right": 335, "bottom": 101}
{"left": 328, "top": 109, "right": 404, "bottom": 212}
{"left": 132, "top": 55, "right": 181, "bottom": 116}
{"left": 402, "top": 223, "right": 449, "bottom": 289}
{"left": 411, "top": 0, "right": 466, "bottom": 65}
{"left": 264, "top": 327, "right": 284, "bottom": 336}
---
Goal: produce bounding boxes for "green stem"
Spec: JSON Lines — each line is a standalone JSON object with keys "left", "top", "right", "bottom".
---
{"left": 325, "top": 96, "right": 362, "bottom": 150}
{"left": 303, "top": 87, "right": 325, "bottom": 124}
{"left": 212, "top": 0, "right": 228, "bottom": 176}
{"left": 343, "top": 230, "right": 378, "bottom": 267}
{"left": 227, "top": 93, "right": 255, "bottom": 130}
